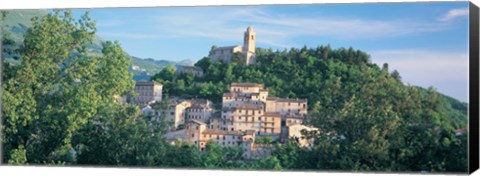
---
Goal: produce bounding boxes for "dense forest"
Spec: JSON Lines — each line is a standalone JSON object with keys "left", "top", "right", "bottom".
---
{"left": 1, "top": 10, "right": 468, "bottom": 173}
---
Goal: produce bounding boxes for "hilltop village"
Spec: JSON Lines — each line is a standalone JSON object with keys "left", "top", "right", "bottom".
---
{"left": 128, "top": 81, "right": 317, "bottom": 158}
{"left": 125, "top": 27, "right": 318, "bottom": 158}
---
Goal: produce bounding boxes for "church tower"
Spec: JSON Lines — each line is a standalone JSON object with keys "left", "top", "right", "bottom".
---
{"left": 243, "top": 26, "right": 256, "bottom": 65}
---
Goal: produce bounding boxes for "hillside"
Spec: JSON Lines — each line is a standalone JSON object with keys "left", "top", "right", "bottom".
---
{"left": 1, "top": 10, "right": 178, "bottom": 80}
{"left": 154, "top": 46, "right": 468, "bottom": 129}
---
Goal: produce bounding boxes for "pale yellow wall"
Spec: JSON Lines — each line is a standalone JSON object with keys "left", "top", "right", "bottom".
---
{"left": 185, "top": 121, "right": 206, "bottom": 147}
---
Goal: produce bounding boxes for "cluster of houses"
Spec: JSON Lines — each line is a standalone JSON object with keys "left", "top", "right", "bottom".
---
{"left": 128, "top": 80, "right": 318, "bottom": 158}
{"left": 123, "top": 26, "right": 318, "bottom": 158}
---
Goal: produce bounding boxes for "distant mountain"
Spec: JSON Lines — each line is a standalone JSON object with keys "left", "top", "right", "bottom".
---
{"left": 177, "top": 59, "right": 194, "bottom": 66}
{"left": 1, "top": 10, "right": 187, "bottom": 81}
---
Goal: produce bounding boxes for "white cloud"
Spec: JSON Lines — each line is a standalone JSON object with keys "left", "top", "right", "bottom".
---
{"left": 370, "top": 49, "right": 468, "bottom": 101}
{"left": 148, "top": 7, "right": 453, "bottom": 48}
{"left": 98, "top": 31, "right": 176, "bottom": 39}
{"left": 438, "top": 8, "right": 469, "bottom": 22}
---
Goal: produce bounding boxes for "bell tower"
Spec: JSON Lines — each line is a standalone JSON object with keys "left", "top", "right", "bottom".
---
{"left": 243, "top": 26, "right": 256, "bottom": 65}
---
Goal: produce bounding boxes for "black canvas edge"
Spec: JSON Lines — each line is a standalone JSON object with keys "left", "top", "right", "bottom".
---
{"left": 469, "top": 1, "right": 480, "bottom": 174}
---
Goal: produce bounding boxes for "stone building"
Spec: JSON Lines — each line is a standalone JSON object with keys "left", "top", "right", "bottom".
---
{"left": 265, "top": 97, "right": 308, "bottom": 121}
{"left": 153, "top": 99, "right": 192, "bottom": 130}
{"left": 185, "top": 99, "right": 215, "bottom": 123}
{"left": 131, "top": 81, "right": 163, "bottom": 107}
{"left": 182, "top": 82, "right": 310, "bottom": 153}
{"left": 184, "top": 119, "right": 255, "bottom": 155}
{"left": 222, "top": 82, "right": 268, "bottom": 108}
{"left": 219, "top": 82, "right": 306, "bottom": 139}
{"left": 209, "top": 45, "right": 243, "bottom": 63}
{"left": 220, "top": 104, "right": 265, "bottom": 133}
{"left": 149, "top": 98, "right": 214, "bottom": 130}
{"left": 209, "top": 26, "right": 256, "bottom": 65}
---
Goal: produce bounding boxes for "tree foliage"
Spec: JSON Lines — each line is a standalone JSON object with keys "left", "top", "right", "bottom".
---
{"left": 1, "top": 10, "right": 468, "bottom": 173}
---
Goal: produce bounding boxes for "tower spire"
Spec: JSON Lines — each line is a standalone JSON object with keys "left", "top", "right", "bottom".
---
{"left": 243, "top": 26, "right": 256, "bottom": 65}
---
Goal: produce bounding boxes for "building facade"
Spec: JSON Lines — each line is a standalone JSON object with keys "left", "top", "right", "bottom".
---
{"left": 181, "top": 82, "right": 312, "bottom": 154}
{"left": 131, "top": 81, "right": 163, "bottom": 107}
{"left": 184, "top": 119, "right": 255, "bottom": 155}
{"left": 185, "top": 99, "right": 215, "bottom": 123}
{"left": 209, "top": 26, "right": 256, "bottom": 65}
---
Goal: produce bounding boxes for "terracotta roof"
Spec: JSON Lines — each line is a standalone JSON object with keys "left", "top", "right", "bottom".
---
{"left": 223, "top": 92, "right": 262, "bottom": 99}
{"left": 266, "top": 97, "right": 307, "bottom": 103}
{"left": 245, "top": 130, "right": 256, "bottom": 135}
{"left": 187, "top": 99, "right": 213, "bottom": 109}
{"left": 189, "top": 119, "right": 207, "bottom": 125}
{"left": 202, "top": 129, "right": 244, "bottom": 136}
{"left": 264, "top": 112, "right": 281, "bottom": 117}
{"left": 231, "top": 82, "right": 264, "bottom": 88}
{"left": 286, "top": 114, "right": 305, "bottom": 119}
{"left": 222, "top": 104, "right": 264, "bottom": 111}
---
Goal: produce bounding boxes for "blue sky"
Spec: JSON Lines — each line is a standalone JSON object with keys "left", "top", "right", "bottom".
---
{"left": 72, "top": 2, "right": 470, "bottom": 102}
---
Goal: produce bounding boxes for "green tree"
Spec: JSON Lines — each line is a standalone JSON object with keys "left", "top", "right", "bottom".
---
{"left": 1, "top": 10, "right": 134, "bottom": 165}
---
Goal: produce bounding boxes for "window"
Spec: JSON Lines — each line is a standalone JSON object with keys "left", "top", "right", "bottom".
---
{"left": 170, "top": 112, "right": 174, "bottom": 115}
{"left": 231, "top": 128, "right": 234, "bottom": 131}
{"left": 223, "top": 136, "right": 226, "bottom": 140}
{"left": 196, "top": 126, "right": 199, "bottom": 130}
{"left": 258, "top": 117, "right": 261, "bottom": 121}
{"left": 194, "top": 141, "right": 197, "bottom": 144}
{"left": 192, "top": 134, "right": 194, "bottom": 137}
